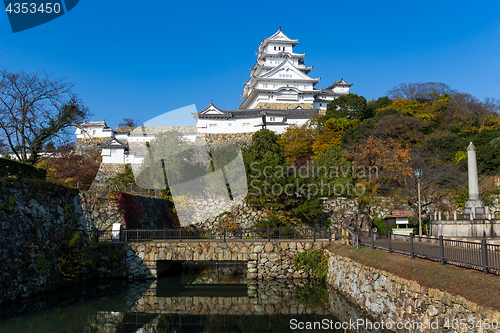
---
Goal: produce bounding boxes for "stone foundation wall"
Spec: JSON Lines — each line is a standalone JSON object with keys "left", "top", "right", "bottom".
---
{"left": 431, "top": 219, "right": 500, "bottom": 238}
{"left": 75, "top": 137, "right": 107, "bottom": 157}
{"left": 90, "top": 163, "right": 127, "bottom": 191}
{"left": 325, "top": 250, "right": 500, "bottom": 332}
{"left": 203, "top": 133, "right": 253, "bottom": 149}
{"left": 80, "top": 192, "right": 177, "bottom": 231}
{"left": 192, "top": 200, "right": 268, "bottom": 229}
{"left": 0, "top": 181, "right": 87, "bottom": 305}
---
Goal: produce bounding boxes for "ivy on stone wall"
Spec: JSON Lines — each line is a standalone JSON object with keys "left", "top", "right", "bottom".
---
{"left": 294, "top": 249, "right": 329, "bottom": 279}
{"left": 116, "top": 191, "right": 144, "bottom": 229}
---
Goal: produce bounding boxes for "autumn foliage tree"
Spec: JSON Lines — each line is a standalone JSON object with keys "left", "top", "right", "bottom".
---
{"left": 37, "top": 143, "right": 100, "bottom": 188}
{"left": 347, "top": 137, "right": 412, "bottom": 194}
{"left": 279, "top": 121, "right": 316, "bottom": 166}
{"left": 312, "top": 118, "right": 358, "bottom": 155}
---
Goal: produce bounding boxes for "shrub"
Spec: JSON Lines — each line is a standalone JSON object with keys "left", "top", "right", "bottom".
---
{"left": 0, "top": 158, "right": 46, "bottom": 180}
{"left": 255, "top": 215, "right": 291, "bottom": 229}
{"left": 294, "top": 248, "right": 329, "bottom": 279}
{"left": 373, "top": 218, "right": 387, "bottom": 233}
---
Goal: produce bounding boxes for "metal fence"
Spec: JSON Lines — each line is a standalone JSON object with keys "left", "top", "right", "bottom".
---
{"left": 96, "top": 227, "right": 337, "bottom": 243}
{"left": 351, "top": 229, "right": 500, "bottom": 275}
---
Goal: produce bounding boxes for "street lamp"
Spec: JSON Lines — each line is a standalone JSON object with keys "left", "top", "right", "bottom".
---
{"left": 414, "top": 169, "right": 423, "bottom": 237}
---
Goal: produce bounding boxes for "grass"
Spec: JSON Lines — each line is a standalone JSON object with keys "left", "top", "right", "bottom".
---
{"left": 327, "top": 243, "right": 500, "bottom": 310}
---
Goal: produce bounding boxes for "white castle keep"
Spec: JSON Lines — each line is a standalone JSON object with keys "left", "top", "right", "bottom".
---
{"left": 75, "top": 28, "right": 352, "bottom": 164}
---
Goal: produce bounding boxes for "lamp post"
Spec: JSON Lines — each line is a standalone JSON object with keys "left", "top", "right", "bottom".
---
{"left": 414, "top": 169, "right": 423, "bottom": 236}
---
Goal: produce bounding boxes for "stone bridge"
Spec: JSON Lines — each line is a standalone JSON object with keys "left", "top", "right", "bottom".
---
{"left": 119, "top": 240, "right": 329, "bottom": 280}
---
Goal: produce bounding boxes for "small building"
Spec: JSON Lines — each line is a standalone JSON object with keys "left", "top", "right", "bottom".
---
{"left": 386, "top": 210, "right": 414, "bottom": 236}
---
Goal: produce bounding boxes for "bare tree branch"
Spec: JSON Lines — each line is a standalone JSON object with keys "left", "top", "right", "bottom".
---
{"left": 0, "top": 68, "right": 91, "bottom": 164}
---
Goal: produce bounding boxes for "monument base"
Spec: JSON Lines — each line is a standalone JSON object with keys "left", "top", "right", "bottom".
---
{"left": 462, "top": 199, "right": 487, "bottom": 219}
{"left": 431, "top": 219, "right": 500, "bottom": 238}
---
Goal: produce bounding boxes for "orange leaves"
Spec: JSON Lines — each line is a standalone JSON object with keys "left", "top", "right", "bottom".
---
{"left": 347, "top": 137, "right": 413, "bottom": 191}
{"left": 279, "top": 122, "right": 316, "bottom": 166}
{"left": 312, "top": 118, "right": 358, "bottom": 156}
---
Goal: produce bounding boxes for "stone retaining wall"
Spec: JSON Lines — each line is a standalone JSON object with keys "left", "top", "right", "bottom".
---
{"left": 0, "top": 181, "right": 87, "bottom": 305}
{"left": 79, "top": 192, "right": 177, "bottom": 231}
{"left": 203, "top": 133, "right": 253, "bottom": 149}
{"left": 75, "top": 137, "right": 108, "bottom": 157}
{"left": 90, "top": 163, "right": 127, "bottom": 191}
{"left": 192, "top": 200, "right": 268, "bottom": 229}
{"left": 325, "top": 249, "right": 500, "bottom": 332}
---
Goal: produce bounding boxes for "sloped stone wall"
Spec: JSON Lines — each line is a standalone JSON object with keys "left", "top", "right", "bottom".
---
{"left": 203, "top": 133, "right": 253, "bottom": 149}
{"left": 0, "top": 181, "right": 87, "bottom": 305}
{"left": 90, "top": 163, "right": 127, "bottom": 191}
{"left": 80, "top": 192, "right": 177, "bottom": 231}
{"left": 192, "top": 200, "right": 268, "bottom": 229}
{"left": 75, "top": 137, "right": 107, "bottom": 157}
{"left": 325, "top": 250, "right": 500, "bottom": 332}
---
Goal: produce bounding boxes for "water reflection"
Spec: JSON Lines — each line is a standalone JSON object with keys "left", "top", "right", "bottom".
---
{"left": 0, "top": 262, "right": 385, "bottom": 333}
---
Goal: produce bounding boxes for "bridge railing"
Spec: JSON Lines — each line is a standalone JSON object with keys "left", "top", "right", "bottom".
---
{"left": 356, "top": 229, "right": 500, "bottom": 276}
{"left": 96, "top": 227, "right": 338, "bottom": 243}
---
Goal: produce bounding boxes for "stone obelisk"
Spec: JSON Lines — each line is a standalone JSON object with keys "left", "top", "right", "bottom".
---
{"left": 463, "top": 142, "right": 486, "bottom": 218}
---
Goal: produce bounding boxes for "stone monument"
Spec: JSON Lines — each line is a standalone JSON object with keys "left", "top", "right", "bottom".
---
{"left": 462, "top": 142, "right": 487, "bottom": 219}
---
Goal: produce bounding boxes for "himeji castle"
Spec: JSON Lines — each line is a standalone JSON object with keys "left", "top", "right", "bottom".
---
{"left": 192, "top": 27, "right": 352, "bottom": 134}
{"left": 76, "top": 28, "right": 352, "bottom": 165}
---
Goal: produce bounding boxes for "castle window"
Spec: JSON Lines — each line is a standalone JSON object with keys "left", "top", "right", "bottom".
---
{"left": 243, "top": 123, "right": 250, "bottom": 127}
{"left": 209, "top": 123, "right": 217, "bottom": 128}
{"left": 274, "top": 46, "right": 276, "bottom": 50}
{"left": 270, "top": 117, "right": 276, "bottom": 121}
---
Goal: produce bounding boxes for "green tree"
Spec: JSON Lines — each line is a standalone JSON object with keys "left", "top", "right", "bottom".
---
{"left": 321, "top": 93, "right": 368, "bottom": 122}
{"left": 243, "top": 129, "right": 324, "bottom": 225}
{"left": 341, "top": 108, "right": 398, "bottom": 147}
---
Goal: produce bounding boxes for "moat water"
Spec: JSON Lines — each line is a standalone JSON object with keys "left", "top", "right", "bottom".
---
{"left": 0, "top": 262, "right": 384, "bottom": 333}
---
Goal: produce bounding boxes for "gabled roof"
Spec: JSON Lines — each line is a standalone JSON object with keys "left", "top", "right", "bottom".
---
{"left": 78, "top": 120, "right": 109, "bottom": 129}
{"left": 98, "top": 137, "right": 127, "bottom": 149}
{"left": 195, "top": 105, "right": 318, "bottom": 120}
{"left": 258, "top": 28, "right": 299, "bottom": 52}
{"left": 326, "top": 78, "right": 353, "bottom": 89}
{"left": 257, "top": 59, "right": 320, "bottom": 83}
{"left": 199, "top": 101, "right": 226, "bottom": 115}
{"left": 266, "top": 28, "right": 298, "bottom": 44}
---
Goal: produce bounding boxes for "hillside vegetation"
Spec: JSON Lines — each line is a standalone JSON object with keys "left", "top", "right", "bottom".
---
{"left": 243, "top": 82, "right": 500, "bottom": 225}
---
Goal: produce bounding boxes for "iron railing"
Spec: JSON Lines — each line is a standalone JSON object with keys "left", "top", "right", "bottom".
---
{"left": 356, "top": 229, "right": 500, "bottom": 275}
{"left": 96, "top": 227, "right": 338, "bottom": 243}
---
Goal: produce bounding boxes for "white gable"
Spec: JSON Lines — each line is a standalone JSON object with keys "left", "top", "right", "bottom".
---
{"left": 200, "top": 102, "right": 225, "bottom": 115}
{"left": 259, "top": 60, "right": 317, "bottom": 82}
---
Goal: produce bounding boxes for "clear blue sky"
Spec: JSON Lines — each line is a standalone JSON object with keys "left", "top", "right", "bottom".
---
{"left": 1, "top": 0, "right": 499, "bottom": 130}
